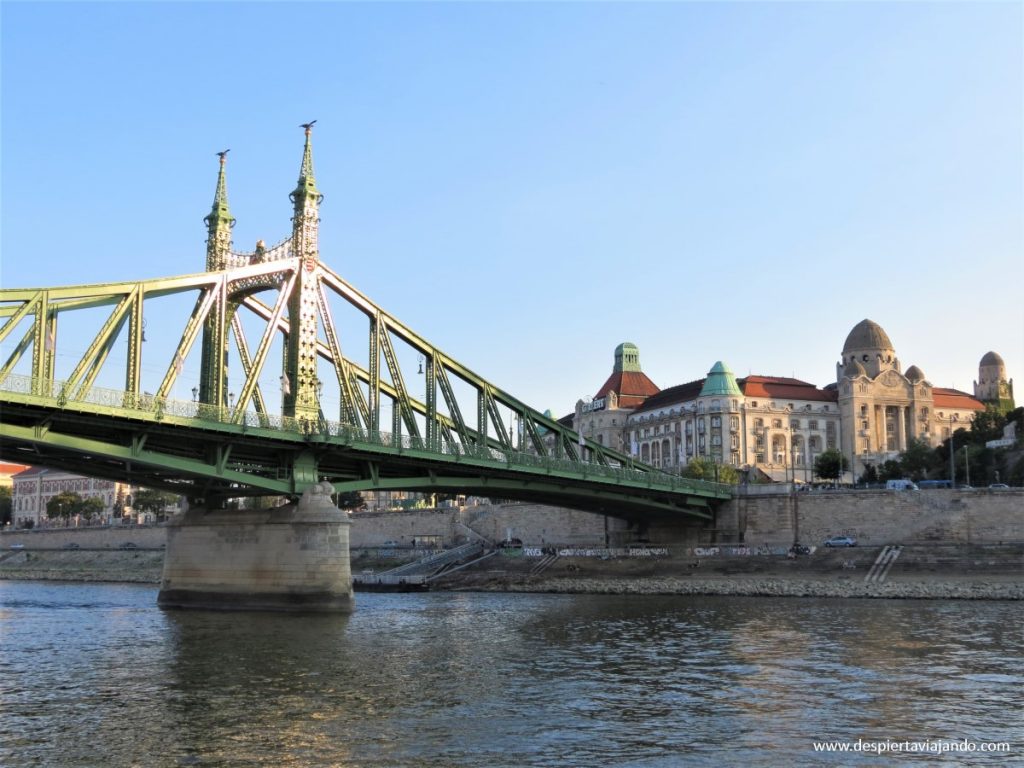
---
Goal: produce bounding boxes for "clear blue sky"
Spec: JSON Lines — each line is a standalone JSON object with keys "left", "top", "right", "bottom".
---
{"left": 2, "top": 1, "right": 1021, "bottom": 418}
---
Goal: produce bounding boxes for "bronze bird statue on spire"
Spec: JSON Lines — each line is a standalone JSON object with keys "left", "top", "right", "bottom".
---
{"left": 300, "top": 120, "right": 317, "bottom": 130}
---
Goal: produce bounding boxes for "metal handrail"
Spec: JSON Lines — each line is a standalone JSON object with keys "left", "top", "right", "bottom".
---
{"left": 0, "top": 373, "right": 733, "bottom": 496}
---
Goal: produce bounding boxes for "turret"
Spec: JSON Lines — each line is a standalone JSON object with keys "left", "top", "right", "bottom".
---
{"left": 290, "top": 121, "right": 322, "bottom": 269}
{"left": 283, "top": 122, "right": 324, "bottom": 422}
{"left": 204, "top": 150, "right": 235, "bottom": 271}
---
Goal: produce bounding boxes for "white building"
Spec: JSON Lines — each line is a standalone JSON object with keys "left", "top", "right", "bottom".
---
{"left": 11, "top": 467, "right": 129, "bottom": 528}
{"left": 572, "top": 319, "right": 1003, "bottom": 483}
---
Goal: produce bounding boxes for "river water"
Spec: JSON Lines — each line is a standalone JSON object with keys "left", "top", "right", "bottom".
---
{"left": 0, "top": 582, "right": 1020, "bottom": 767}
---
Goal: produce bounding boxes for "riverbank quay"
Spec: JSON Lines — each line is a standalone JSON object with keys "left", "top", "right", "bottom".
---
{"left": 431, "top": 544, "right": 1024, "bottom": 600}
{"left": 0, "top": 549, "right": 164, "bottom": 583}
{"left": 3, "top": 544, "right": 1021, "bottom": 600}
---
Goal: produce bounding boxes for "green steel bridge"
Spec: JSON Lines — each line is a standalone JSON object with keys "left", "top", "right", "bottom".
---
{"left": 0, "top": 128, "right": 730, "bottom": 521}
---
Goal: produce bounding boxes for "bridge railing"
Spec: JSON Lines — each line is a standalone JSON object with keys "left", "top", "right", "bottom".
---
{"left": 0, "top": 373, "right": 731, "bottom": 495}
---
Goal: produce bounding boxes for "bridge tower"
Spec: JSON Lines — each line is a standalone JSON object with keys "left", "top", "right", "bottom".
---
{"left": 284, "top": 123, "right": 323, "bottom": 424}
{"left": 199, "top": 151, "right": 235, "bottom": 407}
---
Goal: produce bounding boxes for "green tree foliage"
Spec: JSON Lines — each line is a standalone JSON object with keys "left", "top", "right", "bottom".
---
{"left": 46, "top": 491, "right": 83, "bottom": 520}
{"left": 78, "top": 496, "right": 105, "bottom": 521}
{"left": 680, "top": 456, "right": 739, "bottom": 484}
{"left": 0, "top": 486, "right": 11, "bottom": 526}
{"left": 877, "top": 460, "right": 904, "bottom": 482}
{"left": 970, "top": 405, "right": 1006, "bottom": 444}
{"left": 899, "top": 439, "right": 934, "bottom": 481}
{"left": 858, "top": 464, "right": 878, "bottom": 485}
{"left": 132, "top": 488, "right": 179, "bottom": 516}
{"left": 335, "top": 491, "right": 365, "bottom": 510}
{"left": 813, "top": 448, "right": 847, "bottom": 481}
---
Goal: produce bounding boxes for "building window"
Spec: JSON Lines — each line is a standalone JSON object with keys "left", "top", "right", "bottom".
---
{"left": 809, "top": 420, "right": 818, "bottom": 430}
{"left": 772, "top": 419, "right": 782, "bottom": 429}
{"left": 730, "top": 416, "right": 739, "bottom": 432}
{"left": 790, "top": 419, "right": 800, "bottom": 429}
{"left": 711, "top": 416, "right": 721, "bottom": 428}
{"left": 754, "top": 418, "right": 764, "bottom": 430}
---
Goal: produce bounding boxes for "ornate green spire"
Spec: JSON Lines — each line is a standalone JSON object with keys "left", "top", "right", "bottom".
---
{"left": 204, "top": 150, "right": 235, "bottom": 271}
{"left": 291, "top": 121, "right": 322, "bottom": 211}
{"left": 284, "top": 122, "right": 323, "bottom": 423}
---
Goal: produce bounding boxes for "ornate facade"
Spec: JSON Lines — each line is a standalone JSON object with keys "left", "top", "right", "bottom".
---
{"left": 837, "top": 320, "right": 986, "bottom": 476}
{"left": 11, "top": 467, "right": 130, "bottom": 528}
{"left": 572, "top": 319, "right": 1005, "bottom": 482}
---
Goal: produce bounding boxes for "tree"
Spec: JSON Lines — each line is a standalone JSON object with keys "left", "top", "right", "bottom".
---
{"left": 78, "top": 497, "right": 105, "bottom": 522}
{"left": 47, "top": 491, "right": 83, "bottom": 522}
{"left": 877, "top": 460, "right": 904, "bottom": 482}
{"left": 899, "top": 439, "right": 934, "bottom": 481}
{"left": 858, "top": 463, "right": 878, "bottom": 485}
{"left": 970, "top": 405, "right": 1007, "bottom": 444}
{"left": 0, "top": 486, "right": 11, "bottom": 527}
{"left": 132, "top": 488, "right": 180, "bottom": 520}
{"left": 335, "top": 491, "right": 364, "bottom": 510}
{"left": 813, "top": 449, "right": 847, "bottom": 481}
{"left": 680, "top": 456, "right": 739, "bottom": 484}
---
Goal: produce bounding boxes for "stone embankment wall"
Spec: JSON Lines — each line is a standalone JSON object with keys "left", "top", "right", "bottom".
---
{"left": 350, "top": 504, "right": 636, "bottom": 548}
{"left": 0, "top": 525, "right": 166, "bottom": 549}
{"left": 351, "top": 490, "right": 1021, "bottom": 550}
{"left": 3, "top": 491, "right": 1019, "bottom": 553}
{"left": 724, "top": 489, "right": 1023, "bottom": 547}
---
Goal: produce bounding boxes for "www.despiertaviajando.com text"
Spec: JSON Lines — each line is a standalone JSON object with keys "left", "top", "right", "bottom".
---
{"left": 813, "top": 739, "right": 1012, "bottom": 755}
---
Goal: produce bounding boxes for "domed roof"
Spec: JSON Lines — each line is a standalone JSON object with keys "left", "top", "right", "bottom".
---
{"left": 905, "top": 365, "right": 925, "bottom": 383}
{"left": 980, "top": 351, "right": 1004, "bottom": 367}
{"left": 842, "top": 319, "right": 894, "bottom": 354}
{"left": 699, "top": 361, "right": 742, "bottom": 397}
{"left": 845, "top": 358, "right": 867, "bottom": 378}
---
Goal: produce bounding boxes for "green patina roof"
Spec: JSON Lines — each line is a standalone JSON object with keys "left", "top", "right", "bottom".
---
{"left": 291, "top": 123, "right": 321, "bottom": 205}
{"left": 699, "top": 361, "right": 741, "bottom": 397}
{"left": 614, "top": 342, "right": 641, "bottom": 373}
{"left": 204, "top": 151, "right": 235, "bottom": 231}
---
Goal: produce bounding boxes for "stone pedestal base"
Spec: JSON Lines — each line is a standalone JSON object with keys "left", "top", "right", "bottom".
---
{"left": 158, "top": 483, "right": 353, "bottom": 613}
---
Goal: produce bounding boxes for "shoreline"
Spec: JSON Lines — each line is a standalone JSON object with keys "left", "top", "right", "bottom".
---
{"left": 452, "top": 575, "right": 1024, "bottom": 600}
{"left": 3, "top": 548, "right": 1021, "bottom": 600}
{"left": 4, "top": 570, "right": 1020, "bottom": 601}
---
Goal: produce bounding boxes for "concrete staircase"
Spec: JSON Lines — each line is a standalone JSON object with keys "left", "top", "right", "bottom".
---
{"left": 864, "top": 545, "right": 903, "bottom": 584}
{"left": 354, "top": 542, "right": 486, "bottom": 588}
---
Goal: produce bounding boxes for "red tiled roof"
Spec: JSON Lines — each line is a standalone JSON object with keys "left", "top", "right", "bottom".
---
{"left": 12, "top": 466, "right": 50, "bottom": 479}
{"left": 595, "top": 371, "right": 660, "bottom": 409}
{"left": 933, "top": 388, "right": 985, "bottom": 411}
{"left": 631, "top": 379, "right": 705, "bottom": 414}
{"left": 739, "top": 375, "right": 838, "bottom": 402}
{"left": 0, "top": 463, "right": 30, "bottom": 476}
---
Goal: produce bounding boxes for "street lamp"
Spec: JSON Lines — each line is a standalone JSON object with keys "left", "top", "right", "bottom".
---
{"left": 192, "top": 386, "right": 199, "bottom": 402}
{"left": 948, "top": 415, "right": 955, "bottom": 486}
{"left": 963, "top": 445, "right": 970, "bottom": 487}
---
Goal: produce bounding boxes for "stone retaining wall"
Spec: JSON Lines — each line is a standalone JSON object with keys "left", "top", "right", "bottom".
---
{"left": 724, "top": 489, "right": 1023, "bottom": 547}
{"left": 0, "top": 525, "right": 166, "bottom": 549}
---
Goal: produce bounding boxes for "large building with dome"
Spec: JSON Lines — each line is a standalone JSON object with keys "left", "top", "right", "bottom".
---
{"left": 571, "top": 320, "right": 1013, "bottom": 483}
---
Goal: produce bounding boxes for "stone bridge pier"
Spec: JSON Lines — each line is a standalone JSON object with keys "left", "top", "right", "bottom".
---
{"left": 158, "top": 482, "right": 353, "bottom": 613}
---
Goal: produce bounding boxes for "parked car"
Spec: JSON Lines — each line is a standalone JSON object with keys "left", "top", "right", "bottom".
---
{"left": 62, "top": 542, "right": 81, "bottom": 550}
{"left": 118, "top": 542, "right": 138, "bottom": 549}
{"left": 988, "top": 483, "right": 1010, "bottom": 490}
{"left": 9, "top": 543, "right": 25, "bottom": 550}
{"left": 824, "top": 535, "right": 857, "bottom": 548}
{"left": 886, "top": 479, "right": 919, "bottom": 491}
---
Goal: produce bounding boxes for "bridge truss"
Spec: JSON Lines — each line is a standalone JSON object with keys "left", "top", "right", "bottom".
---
{"left": 0, "top": 130, "right": 729, "bottom": 520}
